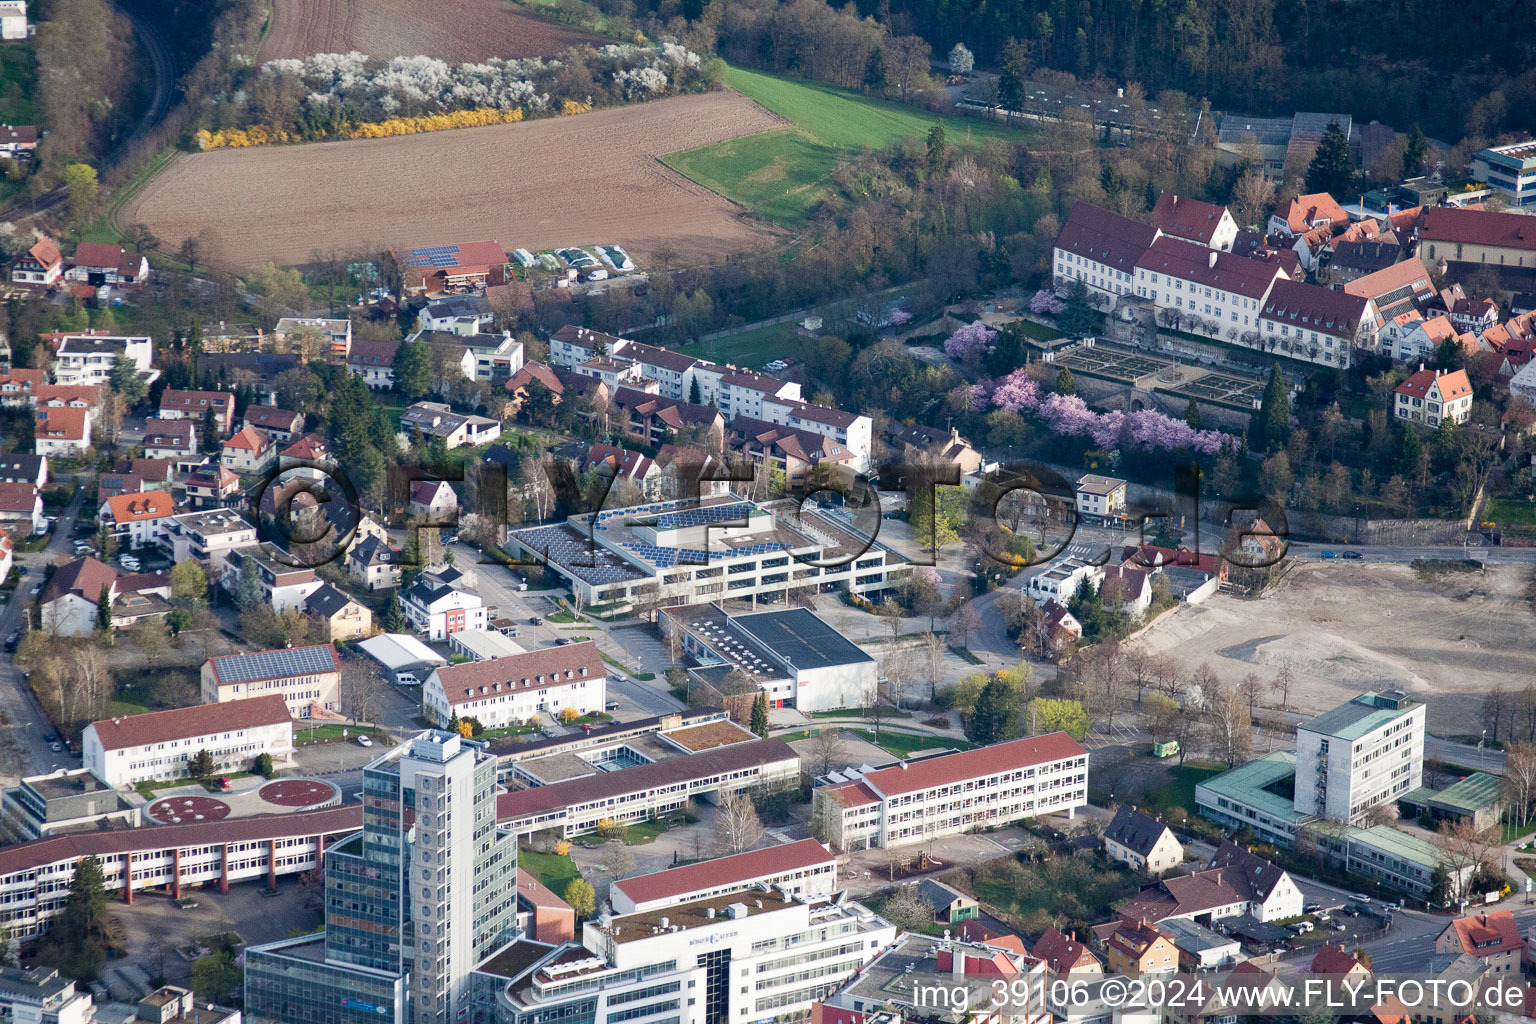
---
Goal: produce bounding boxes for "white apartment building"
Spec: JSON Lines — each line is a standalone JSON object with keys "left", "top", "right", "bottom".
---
{"left": 51, "top": 334, "right": 153, "bottom": 386}
{"left": 99, "top": 490, "right": 175, "bottom": 549}
{"left": 549, "top": 326, "right": 874, "bottom": 470}
{"left": 1135, "top": 235, "right": 1285, "bottom": 340}
{"left": 812, "top": 733, "right": 1089, "bottom": 850}
{"left": 0, "top": 966, "right": 95, "bottom": 1024}
{"left": 506, "top": 495, "right": 909, "bottom": 618}
{"left": 275, "top": 316, "right": 353, "bottom": 359}
{"left": 1052, "top": 200, "right": 1161, "bottom": 305}
{"left": 83, "top": 695, "right": 295, "bottom": 786}
{"left": 402, "top": 567, "right": 488, "bottom": 640}
{"left": 1257, "top": 278, "right": 1381, "bottom": 368}
{"left": 157, "top": 509, "right": 257, "bottom": 571}
{"left": 201, "top": 643, "right": 342, "bottom": 718}
{"left": 1025, "top": 556, "right": 1105, "bottom": 604}
{"left": 1075, "top": 474, "right": 1127, "bottom": 521}
{"left": 608, "top": 838, "right": 838, "bottom": 914}
{"left": 422, "top": 643, "right": 606, "bottom": 730}
{"left": 1394, "top": 367, "right": 1474, "bottom": 427}
{"left": 1293, "top": 689, "right": 1426, "bottom": 824}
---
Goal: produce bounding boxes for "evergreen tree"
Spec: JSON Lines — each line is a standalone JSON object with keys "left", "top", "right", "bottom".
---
{"left": 966, "top": 677, "right": 1020, "bottom": 744}
{"left": 392, "top": 340, "right": 432, "bottom": 401}
{"left": 863, "top": 48, "right": 887, "bottom": 93}
{"left": 926, "top": 124, "right": 948, "bottom": 179}
{"left": 1403, "top": 125, "right": 1429, "bottom": 179}
{"left": 107, "top": 355, "right": 146, "bottom": 407}
{"left": 1304, "top": 120, "right": 1354, "bottom": 198}
{"left": 750, "top": 692, "right": 769, "bottom": 737}
{"left": 383, "top": 592, "right": 406, "bottom": 633}
{"left": 188, "top": 749, "right": 215, "bottom": 780}
{"left": 232, "top": 557, "right": 264, "bottom": 611}
{"left": 1057, "top": 278, "right": 1097, "bottom": 336}
{"left": 95, "top": 584, "right": 112, "bottom": 633}
{"left": 1055, "top": 366, "right": 1075, "bottom": 395}
{"left": 200, "top": 406, "right": 219, "bottom": 453}
{"left": 254, "top": 752, "right": 275, "bottom": 777}
{"left": 688, "top": 377, "right": 702, "bottom": 405}
{"left": 40, "top": 855, "right": 110, "bottom": 979}
{"left": 1184, "top": 398, "right": 1203, "bottom": 430}
{"left": 1252, "top": 363, "right": 1290, "bottom": 453}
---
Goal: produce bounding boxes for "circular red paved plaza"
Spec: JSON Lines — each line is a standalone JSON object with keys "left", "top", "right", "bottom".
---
{"left": 259, "top": 778, "right": 337, "bottom": 808}
{"left": 147, "top": 795, "right": 231, "bottom": 825}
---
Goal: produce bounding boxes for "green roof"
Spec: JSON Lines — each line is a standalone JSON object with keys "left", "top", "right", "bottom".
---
{"left": 1300, "top": 691, "right": 1420, "bottom": 742}
{"left": 1343, "top": 824, "right": 1448, "bottom": 869}
{"left": 1406, "top": 772, "right": 1503, "bottom": 814}
{"left": 1195, "top": 751, "right": 1310, "bottom": 824}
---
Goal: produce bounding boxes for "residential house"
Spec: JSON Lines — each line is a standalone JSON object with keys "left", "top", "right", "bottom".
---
{"left": 303, "top": 582, "right": 374, "bottom": 641}
{"left": 1206, "top": 841, "right": 1306, "bottom": 918}
{"left": 0, "top": 123, "right": 36, "bottom": 158}
{"left": 1105, "top": 919, "right": 1179, "bottom": 976}
{"left": 408, "top": 479, "right": 458, "bottom": 522}
{"left": 1052, "top": 200, "right": 1161, "bottom": 306}
{"left": 201, "top": 643, "right": 342, "bottom": 718}
{"left": 400, "top": 401, "right": 501, "bottom": 449}
{"left": 1031, "top": 926, "right": 1103, "bottom": 979}
{"left": 280, "top": 432, "right": 331, "bottom": 464}
{"left": 505, "top": 361, "right": 565, "bottom": 418}
{"left": 1076, "top": 474, "right": 1127, "bottom": 522}
{"left": 1099, "top": 563, "right": 1153, "bottom": 619}
{"left": 911, "top": 879, "right": 979, "bottom": 923}
{"left": 226, "top": 547, "right": 324, "bottom": 613}
{"left": 1341, "top": 258, "right": 1436, "bottom": 325}
{"left": 346, "top": 534, "right": 400, "bottom": 591}
{"left": 1040, "top": 599, "right": 1083, "bottom": 654}
{"left": 730, "top": 416, "right": 854, "bottom": 487}
{"left": 610, "top": 386, "right": 724, "bottom": 449}
{"left": 33, "top": 407, "right": 91, "bottom": 456}
{"left": 0, "top": 529, "right": 11, "bottom": 587}
{"left": 418, "top": 294, "right": 493, "bottom": 336}
{"left": 243, "top": 406, "right": 304, "bottom": 443}
{"left": 32, "top": 384, "right": 102, "bottom": 415}
{"left": 1436, "top": 910, "right": 1522, "bottom": 974}
{"left": 66, "top": 242, "right": 149, "bottom": 288}
{"left": 1116, "top": 841, "right": 1301, "bottom": 926}
{"left": 1157, "top": 918, "right": 1241, "bottom": 972}
{"left": 82, "top": 695, "right": 294, "bottom": 786}
{"left": 1269, "top": 193, "right": 1350, "bottom": 238}
{"left": 1327, "top": 240, "right": 1406, "bottom": 285}
{"left": 1150, "top": 194, "right": 1238, "bottom": 251}
{"left": 1025, "top": 556, "right": 1104, "bottom": 604}
{"left": 579, "top": 443, "right": 661, "bottom": 499}
{"left": 1381, "top": 312, "right": 1474, "bottom": 363}
{"left": 142, "top": 419, "right": 196, "bottom": 460}
{"left": 1511, "top": 360, "right": 1536, "bottom": 407}
{"left": 100, "top": 491, "right": 176, "bottom": 549}
{"left": 1393, "top": 366, "right": 1473, "bottom": 426}
{"left": 0, "top": 368, "right": 47, "bottom": 407}
{"left": 158, "top": 389, "right": 234, "bottom": 434}
{"left": 420, "top": 642, "right": 605, "bottom": 729}
{"left": 221, "top": 425, "right": 276, "bottom": 475}
{"left": 51, "top": 335, "right": 153, "bottom": 387}
{"left": 347, "top": 338, "right": 399, "bottom": 389}
{"left": 0, "top": 453, "right": 45, "bottom": 488}
{"left": 898, "top": 424, "right": 985, "bottom": 475}
{"left": 0, "top": 482, "right": 41, "bottom": 535}
{"left": 39, "top": 556, "right": 117, "bottom": 636}
{"left": 157, "top": 509, "right": 256, "bottom": 572}
{"left": 654, "top": 444, "right": 731, "bottom": 500}
{"left": 274, "top": 317, "right": 352, "bottom": 361}
{"left": 10, "top": 237, "right": 62, "bottom": 287}
{"left": 456, "top": 330, "right": 525, "bottom": 382}
{"left": 182, "top": 462, "right": 241, "bottom": 509}
{"left": 1103, "top": 806, "right": 1183, "bottom": 875}
{"left": 401, "top": 565, "right": 487, "bottom": 640}
{"left": 1311, "top": 944, "right": 1371, "bottom": 979}
{"left": 129, "top": 457, "right": 177, "bottom": 489}
{"left": 0, "top": 966, "right": 92, "bottom": 1024}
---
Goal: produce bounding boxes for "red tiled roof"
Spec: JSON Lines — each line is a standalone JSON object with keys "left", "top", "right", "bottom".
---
{"left": 1275, "top": 193, "right": 1348, "bottom": 234}
{"left": 583, "top": 443, "right": 655, "bottom": 481}
{"left": 0, "top": 481, "right": 37, "bottom": 512}
{"left": 1136, "top": 236, "right": 1283, "bottom": 299}
{"left": 73, "top": 242, "right": 127, "bottom": 269}
{"left": 1260, "top": 279, "right": 1374, "bottom": 340}
{"left": 36, "top": 407, "right": 89, "bottom": 440}
{"left": 612, "top": 839, "right": 834, "bottom": 906}
{"left": 160, "top": 389, "right": 234, "bottom": 415}
{"left": 409, "top": 479, "right": 453, "bottom": 505}
{"left": 0, "top": 805, "right": 360, "bottom": 877}
{"left": 1343, "top": 259, "right": 1434, "bottom": 305}
{"left": 1395, "top": 368, "right": 1471, "bottom": 401}
{"left": 281, "top": 433, "right": 330, "bottom": 459}
{"left": 1445, "top": 910, "right": 1521, "bottom": 957}
{"left": 87, "top": 694, "right": 291, "bottom": 751}
{"left": 507, "top": 361, "right": 563, "bottom": 395}
{"left": 1031, "top": 926, "right": 1099, "bottom": 974}
{"left": 103, "top": 491, "right": 174, "bottom": 522}
{"left": 433, "top": 642, "right": 604, "bottom": 708}
{"left": 32, "top": 384, "right": 102, "bottom": 407}
{"left": 40, "top": 556, "right": 116, "bottom": 607}
{"left": 223, "top": 425, "right": 270, "bottom": 452}
{"left": 1150, "top": 195, "right": 1231, "bottom": 245}
{"left": 1311, "top": 944, "right": 1367, "bottom": 975}
{"left": 1420, "top": 206, "right": 1536, "bottom": 252}
{"left": 26, "top": 237, "right": 62, "bottom": 269}
{"left": 1054, "top": 201, "right": 1160, "bottom": 275}
{"left": 857, "top": 733, "right": 1085, "bottom": 798}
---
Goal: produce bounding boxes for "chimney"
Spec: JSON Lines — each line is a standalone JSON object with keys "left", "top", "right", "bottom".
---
{"left": 1208, "top": 251, "right": 1218, "bottom": 269}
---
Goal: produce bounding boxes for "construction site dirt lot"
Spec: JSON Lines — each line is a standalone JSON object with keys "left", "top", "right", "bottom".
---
{"left": 1133, "top": 560, "right": 1536, "bottom": 736}
{"left": 122, "top": 93, "right": 786, "bottom": 270}
{"left": 257, "top": 0, "right": 599, "bottom": 63}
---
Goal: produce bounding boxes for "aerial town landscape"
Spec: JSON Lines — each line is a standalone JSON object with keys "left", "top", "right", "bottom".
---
{"left": 0, "top": 0, "right": 1535, "bottom": 1022}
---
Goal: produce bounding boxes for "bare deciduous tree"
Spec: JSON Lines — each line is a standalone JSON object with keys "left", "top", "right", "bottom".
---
{"left": 1202, "top": 678, "right": 1252, "bottom": 768}
{"left": 1431, "top": 819, "right": 1497, "bottom": 908}
{"left": 1271, "top": 660, "right": 1295, "bottom": 711}
{"left": 713, "top": 790, "right": 765, "bottom": 854}
{"left": 601, "top": 841, "right": 635, "bottom": 880}
{"left": 809, "top": 727, "right": 849, "bottom": 777}
{"left": 881, "top": 884, "right": 930, "bottom": 931}
{"left": 1503, "top": 743, "right": 1536, "bottom": 830}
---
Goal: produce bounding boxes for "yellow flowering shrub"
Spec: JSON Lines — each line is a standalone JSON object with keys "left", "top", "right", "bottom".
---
{"left": 198, "top": 107, "right": 523, "bottom": 149}
{"left": 560, "top": 99, "right": 592, "bottom": 116}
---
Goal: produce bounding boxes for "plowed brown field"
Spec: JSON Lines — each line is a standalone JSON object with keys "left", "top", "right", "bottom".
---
{"left": 122, "top": 93, "right": 787, "bottom": 270}
{"left": 257, "top": 0, "right": 598, "bottom": 63}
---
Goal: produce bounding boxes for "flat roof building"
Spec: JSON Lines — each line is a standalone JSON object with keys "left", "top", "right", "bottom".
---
{"left": 83, "top": 695, "right": 295, "bottom": 787}
{"left": 812, "top": 734, "right": 1088, "bottom": 850}
{"left": 0, "top": 768, "right": 139, "bottom": 839}
{"left": 1294, "top": 689, "right": 1425, "bottom": 824}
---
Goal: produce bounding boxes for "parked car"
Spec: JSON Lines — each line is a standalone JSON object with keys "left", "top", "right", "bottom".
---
{"left": 49, "top": 741, "right": 63, "bottom": 753}
{"left": 1349, "top": 893, "right": 1371, "bottom": 903}
{"left": 556, "top": 637, "right": 572, "bottom": 645}
{"left": 605, "top": 701, "right": 620, "bottom": 711}
{"left": 530, "top": 616, "right": 543, "bottom": 625}
{"left": 216, "top": 777, "right": 232, "bottom": 790}
{"left": 1341, "top": 551, "right": 1362, "bottom": 559}
{"left": 1304, "top": 903, "right": 1321, "bottom": 914}
{"left": 4, "top": 632, "right": 19, "bottom": 652}
{"left": 356, "top": 735, "right": 373, "bottom": 747}
{"left": 1321, "top": 550, "right": 1337, "bottom": 559}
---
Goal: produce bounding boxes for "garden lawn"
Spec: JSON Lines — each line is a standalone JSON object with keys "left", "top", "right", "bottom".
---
{"left": 845, "top": 728, "right": 974, "bottom": 759}
{"left": 520, "top": 849, "right": 581, "bottom": 895}
{"left": 663, "top": 65, "right": 1034, "bottom": 225}
{"left": 1485, "top": 496, "right": 1536, "bottom": 527}
{"left": 957, "top": 854, "right": 1141, "bottom": 935}
{"left": 1148, "top": 762, "right": 1226, "bottom": 819}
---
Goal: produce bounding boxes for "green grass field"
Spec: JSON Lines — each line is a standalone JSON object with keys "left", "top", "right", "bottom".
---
{"left": 519, "top": 850, "right": 582, "bottom": 896}
{"left": 844, "top": 728, "right": 974, "bottom": 760}
{"left": 664, "top": 66, "right": 1033, "bottom": 225}
{"left": 1484, "top": 496, "right": 1536, "bottom": 527}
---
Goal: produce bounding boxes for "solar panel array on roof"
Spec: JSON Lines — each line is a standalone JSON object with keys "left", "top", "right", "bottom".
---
{"left": 209, "top": 644, "right": 337, "bottom": 684}
{"left": 406, "top": 245, "right": 465, "bottom": 268}
{"left": 515, "top": 524, "right": 647, "bottom": 586}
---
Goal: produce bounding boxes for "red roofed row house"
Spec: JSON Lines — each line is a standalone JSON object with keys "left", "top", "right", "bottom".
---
{"left": 64, "top": 242, "right": 150, "bottom": 288}
{"left": 82, "top": 694, "right": 295, "bottom": 786}
{"left": 1054, "top": 199, "right": 1381, "bottom": 368}
{"left": 421, "top": 642, "right": 605, "bottom": 730}
{"left": 810, "top": 733, "right": 1088, "bottom": 850}
{"left": 608, "top": 838, "right": 838, "bottom": 913}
